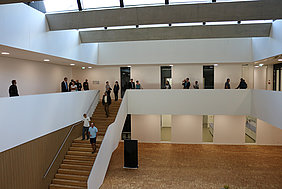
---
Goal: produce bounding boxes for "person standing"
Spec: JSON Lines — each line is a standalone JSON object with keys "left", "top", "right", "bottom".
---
{"left": 88, "top": 123, "right": 98, "bottom": 154}
{"left": 83, "top": 79, "right": 89, "bottom": 90}
{"left": 82, "top": 114, "right": 91, "bottom": 140}
{"left": 102, "top": 91, "right": 111, "bottom": 117}
{"left": 225, "top": 78, "right": 231, "bottom": 89}
{"left": 70, "top": 81, "right": 77, "bottom": 92}
{"left": 236, "top": 78, "right": 248, "bottom": 89}
{"left": 105, "top": 81, "right": 112, "bottom": 96}
{"left": 76, "top": 80, "right": 82, "bottom": 91}
{"left": 128, "top": 79, "right": 135, "bottom": 89}
{"left": 165, "top": 80, "right": 171, "bottom": 89}
{"left": 185, "top": 78, "right": 191, "bottom": 89}
{"left": 182, "top": 79, "right": 186, "bottom": 89}
{"left": 61, "top": 77, "right": 69, "bottom": 92}
{"left": 69, "top": 79, "right": 75, "bottom": 90}
{"left": 193, "top": 81, "right": 199, "bottom": 89}
{"left": 113, "top": 81, "right": 119, "bottom": 101}
{"left": 9, "top": 80, "right": 19, "bottom": 97}
{"left": 136, "top": 80, "right": 143, "bottom": 89}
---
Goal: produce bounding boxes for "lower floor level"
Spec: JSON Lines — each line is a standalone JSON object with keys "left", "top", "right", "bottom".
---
{"left": 101, "top": 143, "right": 282, "bottom": 189}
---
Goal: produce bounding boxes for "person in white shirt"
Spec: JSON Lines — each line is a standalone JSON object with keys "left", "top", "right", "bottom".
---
{"left": 88, "top": 123, "right": 98, "bottom": 154}
{"left": 82, "top": 114, "right": 91, "bottom": 140}
{"left": 70, "top": 81, "right": 77, "bottom": 92}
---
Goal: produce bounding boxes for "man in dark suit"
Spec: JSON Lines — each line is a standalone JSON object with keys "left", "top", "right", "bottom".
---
{"left": 9, "top": 80, "right": 19, "bottom": 97}
{"left": 61, "top": 77, "right": 69, "bottom": 92}
{"left": 128, "top": 79, "right": 135, "bottom": 89}
{"left": 83, "top": 79, "right": 89, "bottom": 90}
{"left": 76, "top": 80, "right": 82, "bottom": 91}
{"left": 102, "top": 91, "right": 112, "bottom": 118}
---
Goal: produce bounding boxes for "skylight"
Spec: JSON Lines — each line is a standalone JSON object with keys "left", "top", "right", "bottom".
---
{"left": 81, "top": 0, "right": 120, "bottom": 10}
{"left": 169, "top": 0, "right": 210, "bottom": 5}
{"left": 44, "top": 0, "right": 78, "bottom": 13}
{"left": 123, "top": 0, "right": 164, "bottom": 7}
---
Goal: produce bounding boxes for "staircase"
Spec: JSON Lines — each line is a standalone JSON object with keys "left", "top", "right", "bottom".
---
{"left": 49, "top": 99, "right": 121, "bottom": 189}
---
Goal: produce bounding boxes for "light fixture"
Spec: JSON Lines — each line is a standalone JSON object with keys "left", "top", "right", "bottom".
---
{"left": 259, "top": 64, "right": 264, "bottom": 67}
{"left": 1, "top": 52, "right": 10, "bottom": 55}
{"left": 127, "top": 66, "right": 131, "bottom": 67}
{"left": 214, "top": 64, "right": 218, "bottom": 66}
{"left": 88, "top": 67, "right": 92, "bottom": 69}
{"left": 43, "top": 59, "right": 50, "bottom": 62}
{"left": 169, "top": 65, "right": 173, "bottom": 67}
{"left": 278, "top": 59, "right": 282, "bottom": 62}
{"left": 70, "top": 64, "right": 75, "bottom": 66}
{"left": 255, "top": 65, "right": 259, "bottom": 68}
{"left": 81, "top": 67, "right": 86, "bottom": 69}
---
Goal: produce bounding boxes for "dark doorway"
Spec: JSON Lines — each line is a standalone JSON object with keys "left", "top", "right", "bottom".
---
{"left": 161, "top": 66, "right": 172, "bottom": 89}
{"left": 273, "top": 63, "right": 282, "bottom": 91}
{"left": 203, "top": 66, "right": 214, "bottom": 89}
{"left": 120, "top": 67, "right": 131, "bottom": 98}
{"left": 122, "top": 114, "right": 131, "bottom": 140}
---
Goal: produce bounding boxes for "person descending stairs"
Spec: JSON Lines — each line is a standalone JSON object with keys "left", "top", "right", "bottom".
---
{"left": 49, "top": 99, "right": 121, "bottom": 189}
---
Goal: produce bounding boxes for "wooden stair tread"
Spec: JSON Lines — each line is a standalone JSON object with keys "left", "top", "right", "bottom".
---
{"left": 64, "top": 155, "right": 95, "bottom": 161}
{"left": 58, "top": 168, "right": 90, "bottom": 176}
{"left": 63, "top": 159, "right": 94, "bottom": 166}
{"left": 55, "top": 173, "right": 88, "bottom": 181}
{"left": 52, "top": 178, "right": 87, "bottom": 187}
{"left": 50, "top": 183, "right": 86, "bottom": 189}
{"left": 60, "top": 164, "right": 92, "bottom": 171}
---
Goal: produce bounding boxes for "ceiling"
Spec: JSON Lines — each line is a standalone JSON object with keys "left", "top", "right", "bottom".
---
{"left": 0, "top": 44, "right": 95, "bottom": 68}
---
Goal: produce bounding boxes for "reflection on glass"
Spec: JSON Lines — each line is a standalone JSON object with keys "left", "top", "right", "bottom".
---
{"left": 245, "top": 116, "right": 256, "bottom": 143}
{"left": 82, "top": 0, "right": 120, "bottom": 9}
{"left": 202, "top": 115, "right": 213, "bottom": 142}
{"left": 44, "top": 0, "right": 78, "bottom": 13}
{"left": 124, "top": 0, "right": 164, "bottom": 6}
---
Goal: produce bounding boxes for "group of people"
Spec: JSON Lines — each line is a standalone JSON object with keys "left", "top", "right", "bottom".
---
{"left": 82, "top": 113, "right": 98, "bottom": 154}
{"left": 61, "top": 77, "right": 89, "bottom": 92}
{"left": 182, "top": 78, "right": 200, "bottom": 89}
{"left": 225, "top": 78, "right": 248, "bottom": 89}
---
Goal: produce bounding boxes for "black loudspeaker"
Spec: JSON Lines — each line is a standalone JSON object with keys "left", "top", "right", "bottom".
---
{"left": 124, "top": 140, "right": 138, "bottom": 169}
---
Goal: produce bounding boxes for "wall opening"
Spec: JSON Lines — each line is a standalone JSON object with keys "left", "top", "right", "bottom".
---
{"left": 245, "top": 116, "right": 256, "bottom": 143}
{"left": 161, "top": 115, "right": 171, "bottom": 141}
{"left": 202, "top": 115, "right": 214, "bottom": 142}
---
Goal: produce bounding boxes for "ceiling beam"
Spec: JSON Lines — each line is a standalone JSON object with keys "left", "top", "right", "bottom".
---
{"left": 0, "top": 0, "right": 41, "bottom": 4}
{"left": 79, "top": 23, "right": 271, "bottom": 43}
{"left": 46, "top": 0, "right": 282, "bottom": 31}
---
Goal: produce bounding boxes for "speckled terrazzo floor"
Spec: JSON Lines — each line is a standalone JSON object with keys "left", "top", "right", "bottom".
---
{"left": 100, "top": 143, "right": 282, "bottom": 189}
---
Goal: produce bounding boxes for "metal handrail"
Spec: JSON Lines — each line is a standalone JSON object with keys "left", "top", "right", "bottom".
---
{"left": 43, "top": 91, "right": 100, "bottom": 178}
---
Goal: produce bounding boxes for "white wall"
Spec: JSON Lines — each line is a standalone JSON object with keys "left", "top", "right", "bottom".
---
{"left": 0, "top": 3, "right": 98, "bottom": 64}
{"left": 131, "top": 115, "right": 161, "bottom": 143}
{"left": 256, "top": 119, "right": 282, "bottom": 145}
{"left": 98, "top": 38, "right": 253, "bottom": 65}
{"left": 0, "top": 90, "right": 99, "bottom": 152}
{"left": 0, "top": 56, "right": 72, "bottom": 97}
{"left": 131, "top": 65, "right": 160, "bottom": 89}
{"left": 251, "top": 90, "right": 282, "bottom": 130}
{"left": 214, "top": 64, "right": 242, "bottom": 89}
{"left": 254, "top": 66, "right": 267, "bottom": 90}
{"left": 252, "top": 20, "right": 282, "bottom": 61}
{"left": 128, "top": 89, "right": 251, "bottom": 115}
{"left": 172, "top": 64, "right": 203, "bottom": 89}
{"left": 72, "top": 66, "right": 120, "bottom": 99}
{"left": 171, "top": 115, "right": 202, "bottom": 143}
{"left": 213, "top": 115, "right": 245, "bottom": 144}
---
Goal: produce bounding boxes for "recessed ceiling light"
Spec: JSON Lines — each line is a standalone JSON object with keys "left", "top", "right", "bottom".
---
{"left": 88, "top": 67, "right": 92, "bottom": 69}
{"left": 278, "top": 59, "right": 282, "bottom": 62}
{"left": 82, "top": 67, "right": 86, "bottom": 69}
{"left": 1, "top": 52, "right": 10, "bottom": 55}
{"left": 169, "top": 65, "right": 173, "bottom": 67}
{"left": 259, "top": 64, "right": 264, "bottom": 67}
{"left": 128, "top": 66, "right": 131, "bottom": 67}
{"left": 70, "top": 64, "right": 75, "bottom": 66}
{"left": 214, "top": 64, "right": 218, "bottom": 66}
{"left": 44, "top": 59, "right": 50, "bottom": 62}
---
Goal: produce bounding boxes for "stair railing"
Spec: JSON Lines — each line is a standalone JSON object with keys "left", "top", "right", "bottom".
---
{"left": 43, "top": 90, "right": 100, "bottom": 178}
